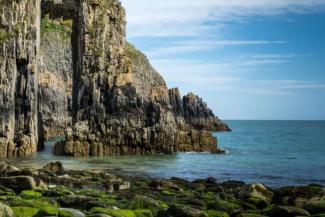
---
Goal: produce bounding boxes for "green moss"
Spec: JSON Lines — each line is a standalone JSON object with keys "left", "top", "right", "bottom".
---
{"left": 36, "top": 206, "right": 58, "bottom": 216}
{"left": 58, "top": 209, "right": 74, "bottom": 217}
{"left": 207, "top": 200, "right": 241, "bottom": 214}
{"left": 41, "top": 14, "right": 72, "bottom": 38}
{"left": 19, "top": 190, "right": 42, "bottom": 199}
{"left": 90, "top": 207, "right": 135, "bottom": 217}
{"left": 0, "top": 28, "right": 17, "bottom": 42}
{"left": 11, "top": 207, "right": 40, "bottom": 217}
{"left": 161, "top": 189, "right": 175, "bottom": 196}
{"left": 134, "top": 209, "right": 153, "bottom": 217}
{"left": 207, "top": 210, "right": 230, "bottom": 217}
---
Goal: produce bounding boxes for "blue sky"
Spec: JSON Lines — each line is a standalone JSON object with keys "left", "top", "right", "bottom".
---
{"left": 120, "top": 0, "right": 325, "bottom": 120}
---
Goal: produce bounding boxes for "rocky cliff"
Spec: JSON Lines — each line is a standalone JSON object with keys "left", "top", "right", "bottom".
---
{"left": 53, "top": 0, "right": 230, "bottom": 156}
{"left": 0, "top": 0, "right": 230, "bottom": 158}
{"left": 39, "top": 16, "right": 73, "bottom": 139}
{"left": 0, "top": 0, "right": 42, "bottom": 157}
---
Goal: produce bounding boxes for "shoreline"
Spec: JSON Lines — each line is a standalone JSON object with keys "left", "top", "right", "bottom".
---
{"left": 1, "top": 161, "right": 325, "bottom": 217}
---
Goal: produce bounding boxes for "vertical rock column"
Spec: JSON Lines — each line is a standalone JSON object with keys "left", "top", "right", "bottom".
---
{"left": 0, "top": 0, "right": 41, "bottom": 157}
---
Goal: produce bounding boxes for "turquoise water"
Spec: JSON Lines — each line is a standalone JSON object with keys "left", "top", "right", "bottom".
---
{"left": 7, "top": 121, "right": 325, "bottom": 187}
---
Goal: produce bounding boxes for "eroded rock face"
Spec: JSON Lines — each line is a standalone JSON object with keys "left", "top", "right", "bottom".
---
{"left": 0, "top": 0, "right": 42, "bottom": 157}
{"left": 39, "top": 20, "right": 73, "bottom": 139}
{"left": 52, "top": 0, "right": 230, "bottom": 156}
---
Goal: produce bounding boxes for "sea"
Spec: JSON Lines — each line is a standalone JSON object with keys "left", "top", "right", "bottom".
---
{"left": 7, "top": 120, "right": 325, "bottom": 188}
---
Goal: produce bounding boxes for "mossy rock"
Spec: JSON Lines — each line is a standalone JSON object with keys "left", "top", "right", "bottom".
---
{"left": 134, "top": 209, "right": 153, "bottom": 217}
{"left": 207, "top": 200, "right": 241, "bottom": 215}
{"left": 11, "top": 207, "right": 40, "bottom": 217}
{"left": 7, "top": 197, "right": 59, "bottom": 210}
{"left": 59, "top": 209, "right": 75, "bottom": 217}
{"left": 42, "top": 186, "right": 74, "bottom": 197}
{"left": 207, "top": 210, "right": 230, "bottom": 217}
{"left": 0, "top": 185, "right": 16, "bottom": 196}
{"left": 313, "top": 214, "right": 325, "bottom": 217}
{"left": 89, "top": 207, "right": 135, "bottom": 217}
{"left": 36, "top": 206, "right": 58, "bottom": 216}
{"left": 264, "top": 205, "right": 310, "bottom": 217}
{"left": 237, "top": 213, "right": 268, "bottom": 217}
{"left": 19, "top": 190, "right": 42, "bottom": 199}
{"left": 161, "top": 189, "right": 175, "bottom": 196}
{"left": 305, "top": 200, "right": 325, "bottom": 215}
{"left": 125, "top": 195, "right": 168, "bottom": 215}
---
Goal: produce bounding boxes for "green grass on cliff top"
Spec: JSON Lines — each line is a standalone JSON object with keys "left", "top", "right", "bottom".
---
{"left": 41, "top": 14, "right": 72, "bottom": 38}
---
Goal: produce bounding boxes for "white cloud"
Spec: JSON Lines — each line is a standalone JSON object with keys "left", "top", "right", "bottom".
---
{"left": 146, "top": 40, "right": 287, "bottom": 57}
{"left": 150, "top": 56, "right": 325, "bottom": 95}
{"left": 121, "top": 0, "right": 325, "bottom": 37}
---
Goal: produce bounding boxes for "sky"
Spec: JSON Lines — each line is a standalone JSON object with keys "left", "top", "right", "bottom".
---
{"left": 120, "top": 0, "right": 325, "bottom": 120}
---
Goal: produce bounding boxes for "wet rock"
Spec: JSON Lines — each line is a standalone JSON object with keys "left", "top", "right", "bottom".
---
{"left": 0, "top": 161, "right": 20, "bottom": 173}
{"left": 43, "top": 161, "right": 65, "bottom": 175}
{"left": 0, "top": 176, "right": 36, "bottom": 193}
{"left": 238, "top": 183, "right": 273, "bottom": 209}
{"left": 264, "top": 205, "right": 310, "bottom": 217}
{"left": 159, "top": 205, "right": 208, "bottom": 217}
{"left": 207, "top": 200, "right": 242, "bottom": 216}
{"left": 149, "top": 180, "right": 183, "bottom": 191}
{"left": 59, "top": 208, "right": 86, "bottom": 217}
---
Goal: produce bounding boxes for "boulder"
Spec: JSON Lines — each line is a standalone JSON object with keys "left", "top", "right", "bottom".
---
{"left": 43, "top": 161, "right": 65, "bottom": 175}
{"left": 238, "top": 183, "right": 273, "bottom": 209}
{"left": 207, "top": 200, "right": 241, "bottom": 216}
{"left": 0, "top": 176, "right": 36, "bottom": 193}
{"left": 0, "top": 203, "right": 14, "bottom": 217}
{"left": 264, "top": 205, "right": 310, "bottom": 217}
{"left": 0, "top": 161, "right": 20, "bottom": 173}
{"left": 159, "top": 205, "right": 208, "bottom": 217}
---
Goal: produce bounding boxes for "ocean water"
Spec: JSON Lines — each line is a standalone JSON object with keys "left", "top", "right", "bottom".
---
{"left": 7, "top": 120, "right": 325, "bottom": 188}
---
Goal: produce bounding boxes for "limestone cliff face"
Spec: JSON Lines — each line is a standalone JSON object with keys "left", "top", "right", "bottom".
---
{"left": 0, "top": 0, "right": 42, "bottom": 157}
{"left": 53, "top": 0, "right": 230, "bottom": 156}
{"left": 39, "top": 18, "right": 73, "bottom": 139}
{"left": 0, "top": 0, "right": 230, "bottom": 158}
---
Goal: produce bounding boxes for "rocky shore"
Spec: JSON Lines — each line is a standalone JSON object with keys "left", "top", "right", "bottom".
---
{"left": 0, "top": 161, "right": 324, "bottom": 217}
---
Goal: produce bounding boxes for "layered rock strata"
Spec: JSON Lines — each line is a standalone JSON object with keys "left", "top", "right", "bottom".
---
{"left": 0, "top": 0, "right": 42, "bottom": 157}
{"left": 39, "top": 18, "right": 73, "bottom": 139}
{"left": 53, "top": 0, "right": 230, "bottom": 156}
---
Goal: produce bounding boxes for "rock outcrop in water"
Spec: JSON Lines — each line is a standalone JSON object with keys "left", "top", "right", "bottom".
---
{"left": 0, "top": 0, "right": 230, "bottom": 157}
{"left": 0, "top": 0, "right": 42, "bottom": 157}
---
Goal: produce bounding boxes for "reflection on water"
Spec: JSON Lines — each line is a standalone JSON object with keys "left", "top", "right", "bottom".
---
{"left": 5, "top": 121, "right": 325, "bottom": 188}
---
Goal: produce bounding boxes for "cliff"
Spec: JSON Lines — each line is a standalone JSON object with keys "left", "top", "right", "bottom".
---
{"left": 0, "top": 0, "right": 230, "bottom": 157}
{"left": 53, "top": 0, "right": 230, "bottom": 156}
{"left": 0, "top": 0, "right": 42, "bottom": 157}
{"left": 39, "top": 16, "right": 73, "bottom": 139}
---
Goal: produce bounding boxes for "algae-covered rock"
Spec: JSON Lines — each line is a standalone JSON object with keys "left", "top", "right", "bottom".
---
{"left": 206, "top": 210, "right": 229, "bottom": 217}
{"left": 159, "top": 205, "right": 208, "bottom": 217}
{"left": 0, "top": 176, "right": 36, "bottom": 193}
{"left": 59, "top": 208, "right": 85, "bottom": 217}
{"left": 11, "top": 207, "right": 40, "bottom": 217}
{"left": 207, "top": 200, "right": 241, "bottom": 215}
{"left": 42, "top": 161, "right": 66, "bottom": 175}
{"left": 89, "top": 207, "right": 135, "bottom": 217}
{"left": 238, "top": 183, "right": 273, "bottom": 209}
{"left": 264, "top": 205, "right": 310, "bottom": 217}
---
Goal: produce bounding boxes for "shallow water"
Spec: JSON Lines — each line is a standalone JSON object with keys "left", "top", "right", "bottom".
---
{"left": 6, "top": 120, "right": 325, "bottom": 188}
